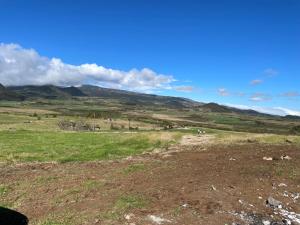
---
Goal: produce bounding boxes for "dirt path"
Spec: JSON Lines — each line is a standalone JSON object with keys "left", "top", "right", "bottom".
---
{"left": 0, "top": 136, "right": 299, "bottom": 225}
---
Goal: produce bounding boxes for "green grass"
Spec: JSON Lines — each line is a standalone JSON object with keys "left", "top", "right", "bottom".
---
{"left": 0, "top": 130, "right": 179, "bottom": 162}
{"left": 99, "top": 194, "right": 148, "bottom": 221}
{"left": 115, "top": 194, "right": 147, "bottom": 211}
{"left": 0, "top": 185, "right": 9, "bottom": 197}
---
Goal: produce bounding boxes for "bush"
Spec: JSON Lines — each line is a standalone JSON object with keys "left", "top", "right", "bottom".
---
{"left": 290, "top": 125, "right": 300, "bottom": 134}
{"left": 110, "top": 123, "right": 120, "bottom": 130}
{"left": 58, "top": 119, "right": 93, "bottom": 131}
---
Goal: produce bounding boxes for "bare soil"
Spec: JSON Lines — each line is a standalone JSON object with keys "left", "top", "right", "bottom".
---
{"left": 1, "top": 135, "right": 299, "bottom": 225}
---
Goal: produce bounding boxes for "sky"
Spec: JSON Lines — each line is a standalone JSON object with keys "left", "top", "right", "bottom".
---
{"left": 0, "top": 0, "right": 299, "bottom": 116}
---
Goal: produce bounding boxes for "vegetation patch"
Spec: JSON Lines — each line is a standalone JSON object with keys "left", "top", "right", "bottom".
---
{"left": 99, "top": 194, "right": 148, "bottom": 221}
{"left": 0, "top": 185, "right": 9, "bottom": 197}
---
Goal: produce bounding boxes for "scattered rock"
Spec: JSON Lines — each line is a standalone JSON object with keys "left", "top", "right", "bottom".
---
{"left": 147, "top": 215, "right": 171, "bottom": 224}
{"left": 281, "top": 155, "right": 292, "bottom": 160}
{"left": 291, "top": 193, "right": 300, "bottom": 201}
{"left": 124, "top": 213, "right": 134, "bottom": 220}
{"left": 263, "top": 220, "right": 271, "bottom": 225}
{"left": 263, "top": 157, "right": 273, "bottom": 161}
{"left": 278, "top": 209, "right": 300, "bottom": 224}
{"left": 182, "top": 203, "right": 188, "bottom": 208}
{"left": 282, "top": 219, "right": 292, "bottom": 225}
{"left": 266, "top": 197, "right": 282, "bottom": 209}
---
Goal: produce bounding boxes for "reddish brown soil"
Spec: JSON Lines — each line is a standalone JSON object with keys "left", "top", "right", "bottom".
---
{"left": 0, "top": 143, "right": 299, "bottom": 225}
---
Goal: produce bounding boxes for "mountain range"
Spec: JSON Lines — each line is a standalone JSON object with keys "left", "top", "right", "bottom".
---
{"left": 0, "top": 83, "right": 298, "bottom": 119}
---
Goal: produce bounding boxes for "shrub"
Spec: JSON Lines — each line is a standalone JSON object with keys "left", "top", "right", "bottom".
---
{"left": 58, "top": 120, "right": 93, "bottom": 131}
{"left": 290, "top": 125, "right": 300, "bottom": 134}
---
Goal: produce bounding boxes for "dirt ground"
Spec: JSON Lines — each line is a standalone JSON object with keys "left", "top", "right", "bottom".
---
{"left": 0, "top": 135, "right": 299, "bottom": 225}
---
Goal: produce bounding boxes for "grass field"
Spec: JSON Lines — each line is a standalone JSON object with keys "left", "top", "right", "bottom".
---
{"left": 0, "top": 130, "right": 181, "bottom": 163}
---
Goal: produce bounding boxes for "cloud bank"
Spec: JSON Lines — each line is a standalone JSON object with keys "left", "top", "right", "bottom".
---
{"left": 225, "top": 104, "right": 300, "bottom": 117}
{"left": 0, "top": 43, "right": 175, "bottom": 92}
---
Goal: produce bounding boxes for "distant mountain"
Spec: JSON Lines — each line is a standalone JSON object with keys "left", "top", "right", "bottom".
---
{"left": 200, "top": 103, "right": 232, "bottom": 113}
{"left": 0, "top": 84, "right": 287, "bottom": 118}
{"left": 0, "top": 83, "right": 25, "bottom": 101}
{"left": 284, "top": 115, "right": 300, "bottom": 120}
{"left": 58, "top": 86, "right": 86, "bottom": 97}
{"left": 4, "top": 84, "right": 202, "bottom": 109}
{"left": 78, "top": 85, "right": 202, "bottom": 108}
{"left": 7, "top": 85, "right": 85, "bottom": 99}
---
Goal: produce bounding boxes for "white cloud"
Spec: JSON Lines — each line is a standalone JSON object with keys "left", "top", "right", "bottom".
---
{"left": 218, "top": 88, "right": 230, "bottom": 96}
{"left": 263, "top": 68, "right": 279, "bottom": 77}
{"left": 250, "top": 79, "right": 263, "bottom": 85}
{"left": 250, "top": 93, "right": 271, "bottom": 102}
{"left": 225, "top": 103, "right": 300, "bottom": 116}
{"left": 0, "top": 43, "right": 175, "bottom": 92}
{"left": 174, "top": 85, "right": 194, "bottom": 92}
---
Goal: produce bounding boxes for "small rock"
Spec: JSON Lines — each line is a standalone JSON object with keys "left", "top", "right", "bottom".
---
{"left": 182, "top": 203, "right": 188, "bottom": 208}
{"left": 281, "top": 155, "right": 292, "bottom": 160}
{"left": 147, "top": 215, "right": 171, "bottom": 224}
{"left": 211, "top": 185, "right": 217, "bottom": 191}
{"left": 278, "top": 183, "right": 288, "bottom": 187}
{"left": 263, "top": 157, "right": 273, "bottom": 161}
{"left": 124, "top": 213, "right": 134, "bottom": 220}
{"left": 282, "top": 219, "right": 292, "bottom": 225}
{"left": 266, "top": 197, "right": 282, "bottom": 208}
{"left": 262, "top": 220, "right": 271, "bottom": 225}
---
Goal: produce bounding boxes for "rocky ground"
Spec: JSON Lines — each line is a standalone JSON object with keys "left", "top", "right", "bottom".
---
{"left": 0, "top": 135, "right": 299, "bottom": 225}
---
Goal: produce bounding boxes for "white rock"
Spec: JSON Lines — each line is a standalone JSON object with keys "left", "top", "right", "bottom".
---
{"left": 263, "top": 157, "right": 273, "bottom": 161}
{"left": 147, "top": 215, "right": 171, "bottom": 224}
{"left": 279, "top": 183, "right": 288, "bottom": 187}
{"left": 211, "top": 185, "right": 217, "bottom": 191}
{"left": 266, "top": 196, "right": 282, "bottom": 208}
{"left": 281, "top": 155, "right": 292, "bottom": 160}
{"left": 124, "top": 213, "right": 134, "bottom": 220}
{"left": 262, "top": 220, "right": 271, "bottom": 225}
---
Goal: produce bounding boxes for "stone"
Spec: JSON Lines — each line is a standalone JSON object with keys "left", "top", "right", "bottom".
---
{"left": 266, "top": 197, "right": 282, "bottom": 208}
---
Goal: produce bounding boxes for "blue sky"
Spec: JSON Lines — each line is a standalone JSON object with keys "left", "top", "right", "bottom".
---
{"left": 0, "top": 0, "right": 299, "bottom": 115}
